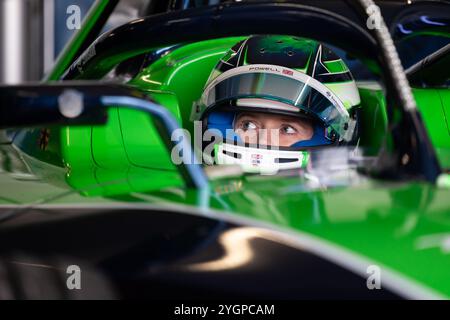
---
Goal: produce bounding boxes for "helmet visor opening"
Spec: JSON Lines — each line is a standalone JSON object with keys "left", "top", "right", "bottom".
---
{"left": 198, "top": 65, "right": 354, "bottom": 141}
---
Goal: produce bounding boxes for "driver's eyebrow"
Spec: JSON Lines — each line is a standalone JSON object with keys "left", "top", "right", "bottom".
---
{"left": 279, "top": 117, "right": 297, "bottom": 122}
{"left": 236, "top": 112, "right": 256, "bottom": 119}
{"left": 278, "top": 117, "right": 305, "bottom": 124}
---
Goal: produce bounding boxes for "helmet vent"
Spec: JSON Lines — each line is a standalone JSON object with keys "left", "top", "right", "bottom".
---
{"left": 223, "top": 150, "right": 242, "bottom": 159}
{"left": 275, "top": 158, "right": 299, "bottom": 164}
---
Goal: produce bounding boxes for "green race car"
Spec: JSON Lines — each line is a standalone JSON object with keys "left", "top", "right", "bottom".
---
{"left": 0, "top": 0, "right": 449, "bottom": 300}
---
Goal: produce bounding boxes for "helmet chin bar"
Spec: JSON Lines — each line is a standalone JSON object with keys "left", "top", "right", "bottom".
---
{"left": 213, "top": 142, "right": 309, "bottom": 175}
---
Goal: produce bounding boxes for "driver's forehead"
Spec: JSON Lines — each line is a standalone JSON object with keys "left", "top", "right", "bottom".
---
{"left": 236, "top": 112, "right": 306, "bottom": 124}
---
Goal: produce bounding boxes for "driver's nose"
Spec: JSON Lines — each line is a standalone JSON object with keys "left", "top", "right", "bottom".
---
{"left": 258, "top": 127, "right": 279, "bottom": 147}
{"left": 258, "top": 129, "right": 269, "bottom": 146}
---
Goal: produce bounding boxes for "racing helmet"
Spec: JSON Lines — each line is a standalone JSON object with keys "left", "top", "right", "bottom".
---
{"left": 192, "top": 35, "right": 361, "bottom": 173}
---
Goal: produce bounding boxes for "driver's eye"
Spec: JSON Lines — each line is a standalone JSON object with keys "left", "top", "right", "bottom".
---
{"left": 281, "top": 125, "right": 297, "bottom": 134}
{"left": 241, "top": 120, "right": 258, "bottom": 131}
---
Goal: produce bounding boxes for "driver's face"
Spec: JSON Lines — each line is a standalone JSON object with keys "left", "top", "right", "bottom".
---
{"left": 233, "top": 112, "right": 314, "bottom": 147}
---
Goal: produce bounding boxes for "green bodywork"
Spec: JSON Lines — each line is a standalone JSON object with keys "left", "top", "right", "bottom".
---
{"left": 1, "top": 5, "right": 449, "bottom": 299}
